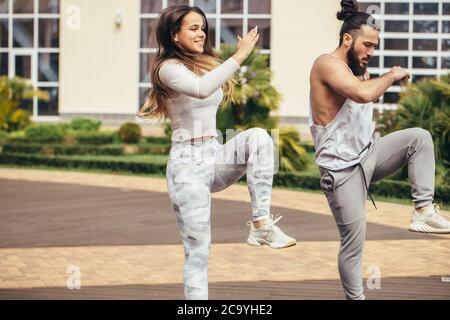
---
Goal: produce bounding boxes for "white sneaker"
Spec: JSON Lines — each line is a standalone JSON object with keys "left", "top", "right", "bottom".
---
{"left": 247, "top": 214, "right": 296, "bottom": 249}
{"left": 408, "top": 204, "right": 450, "bottom": 234}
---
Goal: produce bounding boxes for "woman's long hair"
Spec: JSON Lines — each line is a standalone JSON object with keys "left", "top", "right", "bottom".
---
{"left": 137, "top": 5, "right": 235, "bottom": 121}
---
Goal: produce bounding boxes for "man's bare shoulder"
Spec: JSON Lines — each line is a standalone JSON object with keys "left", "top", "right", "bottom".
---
{"left": 312, "top": 54, "right": 348, "bottom": 74}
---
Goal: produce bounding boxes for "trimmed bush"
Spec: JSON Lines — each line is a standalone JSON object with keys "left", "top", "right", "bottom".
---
{"left": 0, "top": 152, "right": 167, "bottom": 175}
{"left": 118, "top": 122, "right": 142, "bottom": 144}
{"left": 70, "top": 117, "right": 101, "bottom": 132}
{"left": 75, "top": 131, "right": 115, "bottom": 145}
{"left": 0, "top": 130, "right": 7, "bottom": 146}
{"left": 145, "top": 136, "right": 171, "bottom": 144}
{"left": 1, "top": 150, "right": 448, "bottom": 204}
{"left": 2, "top": 142, "right": 169, "bottom": 156}
{"left": 24, "top": 123, "right": 67, "bottom": 143}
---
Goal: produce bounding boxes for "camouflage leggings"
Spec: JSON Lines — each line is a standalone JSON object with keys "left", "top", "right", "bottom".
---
{"left": 166, "top": 128, "right": 275, "bottom": 300}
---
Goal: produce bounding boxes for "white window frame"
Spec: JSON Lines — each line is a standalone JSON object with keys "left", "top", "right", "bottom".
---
{"left": 359, "top": 0, "right": 449, "bottom": 111}
{"left": 0, "top": 0, "right": 60, "bottom": 121}
{"left": 138, "top": 0, "right": 272, "bottom": 110}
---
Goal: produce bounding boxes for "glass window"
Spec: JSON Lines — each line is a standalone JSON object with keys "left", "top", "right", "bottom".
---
{"left": 248, "top": 19, "right": 270, "bottom": 49}
{"left": 194, "top": 0, "right": 216, "bottom": 14}
{"left": 413, "top": 39, "right": 437, "bottom": 51}
{"left": 358, "top": 2, "right": 380, "bottom": 13}
{"left": 384, "top": 38, "right": 408, "bottom": 50}
{"left": 140, "top": 52, "right": 156, "bottom": 83}
{"left": 248, "top": 0, "right": 270, "bottom": 14}
{"left": 139, "top": 87, "right": 150, "bottom": 108}
{"left": 443, "top": 21, "right": 450, "bottom": 33}
{"left": 37, "top": 87, "right": 58, "bottom": 115}
{"left": 39, "top": 0, "right": 59, "bottom": 13}
{"left": 140, "top": 18, "right": 158, "bottom": 48}
{"left": 39, "top": 19, "right": 59, "bottom": 48}
{"left": 413, "top": 3, "right": 439, "bottom": 15}
{"left": 15, "top": 54, "right": 31, "bottom": 78}
{"left": 0, "top": 52, "right": 7, "bottom": 75}
{"left": 221, "top": 19, "right": 242, "bottom": 46}
{"left": 441, "top": 57, "right": 450, "bottom": 69}
{"left": 221, "top": 0, "right": 243, "bottom": 14}
{"left": 385, "top": 21, "right": 409, "bottom": 33}
{"left": 384, "top": 56, "right": 408, "bottom": 68}
{"left": 444, "top": 3, "right": 450, "bottom": 15}
{"left": 168, "top": 0, "right": 189, "bottom": 6}
{"left": 442, "top": 39, "right": 450, "bottom": 51}
{"left": 413, "top": 57, "right": 437, "bottom": 69}
{"left": 413, "top": 21, "right": 438, "bottom": 33}
{"left": 383, "top": 92, "right": 400, "bottom": 104}
{"left": 141, "top": 0, "right": 162, "bottom": 14}
{"left": 13, "top": 19, "right": 34, "bottom": 48}
{"left": 385, "top": 3, "right": 409, "bottom": 15}
{"left": 0, "top": 0, "right": 8, "bottom": 13}
{"left": 0, "top": 19, "right": 8, "bottom": 48}
{"left": 207, "top": 18, "right": 215, "bottom": 48}
{"left": 13, "top": 0, "right": 34, "bottom": 14}
{"left": 368, "top": 56, "right": 379, "bottom": 68}
{"left": 38, "top": 52, "right": 58, "bottom": 82}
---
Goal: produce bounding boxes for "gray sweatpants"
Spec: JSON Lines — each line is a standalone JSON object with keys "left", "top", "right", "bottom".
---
{"left": 319, "top": 128, "right": 435, "bottom": 300}
{"left": 166, "top": 128, "right": 274, "bottom": 300}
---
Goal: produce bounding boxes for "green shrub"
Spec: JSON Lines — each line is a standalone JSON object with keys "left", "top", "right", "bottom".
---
{"left": 24, "top": 123, "right": 67, "bottom": 143}
{"left": 0, "top": 76, "right": 47, "bottom": 132}
{"left": 277, "top": 127, "right": 309, "bottom": 172}
{"left": 70, "top": 117, "right": 101, "bottom": 132}
{"left": 145, "top": 135, "right": 171, "bottom": 144}
{"left": 0, "top": 130, "right": 7, "bottom": 146}
{"left": 9, "top": 109, "right": 32, "bottom": 131}
{"left": 118, "top": 122, "right": 141, "bottom": 144}
{"left": 75, "top": 131, "right": 116, "bottom": 145}
{"left": 1, "top": 151, "right": 448, "bottom": 204}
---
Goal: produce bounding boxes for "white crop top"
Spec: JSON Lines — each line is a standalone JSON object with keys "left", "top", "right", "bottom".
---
{"left": 159, "top": 57, "right": 240, "bottom": 142}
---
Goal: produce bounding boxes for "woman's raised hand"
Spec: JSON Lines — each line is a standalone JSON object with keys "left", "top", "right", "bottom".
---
{"left": 232, "top": 26, "right": 260, "bottom": 65}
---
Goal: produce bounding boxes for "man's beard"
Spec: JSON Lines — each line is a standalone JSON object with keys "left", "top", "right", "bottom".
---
{"left": 347, "top": 45, "right": 367, "bottom": 77}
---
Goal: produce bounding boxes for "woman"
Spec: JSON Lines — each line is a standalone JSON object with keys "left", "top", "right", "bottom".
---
{"left": 138, "top": 5, "right": 296, "bottom": 300}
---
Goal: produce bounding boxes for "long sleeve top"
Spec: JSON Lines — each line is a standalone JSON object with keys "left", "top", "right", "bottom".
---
{"left": 159, "top": 57, "right": 240, "bottom": 142}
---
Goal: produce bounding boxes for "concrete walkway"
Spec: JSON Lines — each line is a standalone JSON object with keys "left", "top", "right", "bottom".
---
{"left": 0, "top": 168, "right": 449, "bottom": 299}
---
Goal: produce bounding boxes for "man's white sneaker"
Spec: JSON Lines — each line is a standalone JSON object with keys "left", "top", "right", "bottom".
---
{"left": 247, "top": 214, "right": 296, "bottom": 249}
{"left": 408, "top": 204, "right": 450, "bottom": 234}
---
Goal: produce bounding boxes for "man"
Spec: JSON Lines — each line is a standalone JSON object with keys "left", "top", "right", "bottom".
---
{"left": 309, "top": 0, "right": 450, "bottom": 300}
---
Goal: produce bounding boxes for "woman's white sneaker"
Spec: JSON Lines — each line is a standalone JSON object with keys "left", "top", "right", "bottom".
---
{"left": 247, "top": 214, "right": 297, "bottom": 249}
{"left": 409, "top": 204, "right": 450, "bottom": 234}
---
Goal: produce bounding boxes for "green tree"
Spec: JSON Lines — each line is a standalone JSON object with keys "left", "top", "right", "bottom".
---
{"left": 0, "top": 76, "right": 48, "bottom": 132}
{"left": 375, "top": 75, "right": 450, "bottom": 184}
{"left": 216, "top": 44, "right": 280, "bottom": 132}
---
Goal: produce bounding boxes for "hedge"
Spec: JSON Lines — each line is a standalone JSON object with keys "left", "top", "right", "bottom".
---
{"left": 0, "top": 152, "right": 448, "bottom": 204}
{"left": 2, "top": 142, "right": 170, "bottom": 156}
{"left": 0, "top": 153, "right": 167, "bottom": 175}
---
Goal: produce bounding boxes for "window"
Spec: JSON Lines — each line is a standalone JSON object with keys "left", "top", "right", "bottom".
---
{"left": 384, "top": 56, "right": 408, "bottom": 68}
{"left": 413, "top": 39, "right": 437, "bottom": 51}
{"left": 0, "top": 0, "right": 60, "bottom": 117}
{"left": 413, "top": 56, "right": 437, "bottom": 69}
{"left": 385, "top": 3, "right": 409, "bottom": 15}
{"left": 383, "top": 92, "right": 400, "bottom": 104}
{"left": 384, "top": 38, "right": 408, "bottom": 50}
{"left": 414, "top": 21, "right": 438, "bottom": 33}
{"left": 138, "top": 0, "right": 272, "bottom": 108}
{"left": 413, "top": 3, "right": 439, "bottom": 15}
{"left": 385, "top": 20, "right": 409, "bottom": 33}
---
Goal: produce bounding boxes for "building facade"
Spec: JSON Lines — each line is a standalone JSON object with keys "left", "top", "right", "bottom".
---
{"left": 0, "top": 0, "right": 449, "bottom": 137}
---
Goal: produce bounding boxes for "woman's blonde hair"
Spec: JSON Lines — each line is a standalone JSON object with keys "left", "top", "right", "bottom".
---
{"left": 137, "top": 5, "right": 234, "bottom": 122}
